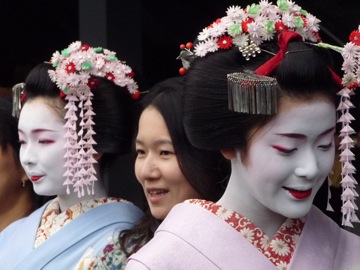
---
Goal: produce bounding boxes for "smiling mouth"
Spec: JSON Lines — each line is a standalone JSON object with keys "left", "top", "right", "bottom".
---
{"left": 31, "top": 176, "right": 43, "bottom": 182}
{"left": 283, "top": 187, "right": 312, "bottom": 200}
{"left": 148, "top": 189, "right": 169, "bottom": 196}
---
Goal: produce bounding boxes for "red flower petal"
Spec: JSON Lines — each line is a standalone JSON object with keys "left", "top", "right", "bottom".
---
{"left": 217, "top": 36, "right": 233, "bottom": 50}
{"left": 87, "top": 78, "right": 99, "bottom": 89}
{"left": 127, "top": 72, "right": 135, "bottom": 78}
{"left": 65, "top": 62, "right": 76, "bottom": 74}
{"left": 349, "top": 30, "right": 360, "bottom": 46}
{"left": 242, "top": 18, "right": 254, "bottom": 33}
{"left": 105, "top": 72, "right": 115, "bottom": 81}
{"left": 81, "top": 44, "right": 90, "bottom": 51}
{"left": 275, "top": 21, "right": 288, "bottom": 32}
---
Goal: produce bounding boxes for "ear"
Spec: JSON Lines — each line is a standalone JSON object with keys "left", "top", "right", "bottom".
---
{"left": 220, "top": 149, "right": 237, "bottom": 160}
{"left": 93, "top": 152, "right": 103, "bottom": 161}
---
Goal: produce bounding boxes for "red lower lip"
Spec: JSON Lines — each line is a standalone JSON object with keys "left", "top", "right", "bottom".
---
{"left": 31, "top": 176, "right": 43, "bottom": 182}
{"left": 285, "top": 188, "right": 312, "bottom": 200}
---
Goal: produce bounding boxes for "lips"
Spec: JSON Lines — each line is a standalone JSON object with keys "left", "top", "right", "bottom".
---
{"left": 148, "top": 189, "right": 169, "bottom": 196}
{"left": 31, "top": 176, "right": 43, "bottom": 182}
{"left": 283, "top": 187, "right": 312, "bottom": 200}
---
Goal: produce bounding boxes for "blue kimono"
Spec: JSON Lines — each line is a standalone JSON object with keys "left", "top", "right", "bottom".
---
{"left": 0, "top": 200, "right": 142, "bottom": 269}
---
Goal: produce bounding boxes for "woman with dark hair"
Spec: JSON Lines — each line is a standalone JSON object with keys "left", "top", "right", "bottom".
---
{"left": 0, "top": 98, "right": 50, "bottom": 232}
{"left": 0, "top": 42, "right": 143, "bottom": 269}
{"left": 126, "top": 2, "right": 360, "bottom": 269}
{"left": 89, "top": 76, "right": 230, "bottom": 268}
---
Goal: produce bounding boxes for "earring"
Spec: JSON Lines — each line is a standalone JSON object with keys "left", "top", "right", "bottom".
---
{"left": 22, "top": 179, "right": 26, "bottom": 187}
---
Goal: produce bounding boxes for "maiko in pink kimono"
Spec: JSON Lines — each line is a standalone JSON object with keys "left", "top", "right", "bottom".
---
{"left": 126, "top": 2, "right": 360, "bottom": 269}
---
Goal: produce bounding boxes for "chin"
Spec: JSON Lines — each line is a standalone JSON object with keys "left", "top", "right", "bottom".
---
{"left": 282, "top": 204, "right": 313, "bottom": 219}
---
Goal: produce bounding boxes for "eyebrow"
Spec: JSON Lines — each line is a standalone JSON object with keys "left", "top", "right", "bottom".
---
{"left": 135, "top": 139, "right": 173, "bottom": 147}
{"left": 18, "top": 128, "right": 58, "bottom": 134}
{"left": 275, "top": 127, "right": 336, "bottom": 139}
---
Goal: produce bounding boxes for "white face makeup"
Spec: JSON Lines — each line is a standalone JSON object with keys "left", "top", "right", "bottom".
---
{"left": 135, "top": 106, "right": 200, "bottom": 220}
{"left": 231, "top": 97, "right": 336, "bottom": 219}
{"left": 18, "top": 98, "right": 67, "bottom": 197}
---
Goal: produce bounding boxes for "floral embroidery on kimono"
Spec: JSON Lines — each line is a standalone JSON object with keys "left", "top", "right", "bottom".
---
{"left": 35, "top": 197, "right": 128, "bottom": 248}
{"left": 187, "top": 199, "right": 305, "bottom": 270}
{"left": 80, "top": 233, "right": 142, "bottom": 270}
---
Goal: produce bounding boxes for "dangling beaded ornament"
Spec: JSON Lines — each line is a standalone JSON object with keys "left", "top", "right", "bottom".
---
{"left": 48, "top": 41, "right": 140, "bottom": 197}
{"left": 338, "top": 26, "right": 360, "bottom": 227}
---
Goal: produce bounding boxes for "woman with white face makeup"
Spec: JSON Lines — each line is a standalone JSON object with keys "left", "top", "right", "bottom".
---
{"left": 0, "top": 42, "right": 143, "bottom": 270}
{"left": 87, "top": 77, "right": 230, "bottom": 268}
{"left": 126, "top": 3, "right": 360, "bottom": 270}
{"left": 0, "top": 98, "right": 50, "bottom": 232}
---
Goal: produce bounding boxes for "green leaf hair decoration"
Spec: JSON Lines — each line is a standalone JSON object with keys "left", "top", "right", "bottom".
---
{"left": 277, "top": 0, "right": 290, "bottom": 11}
{"left": 247, "top": 4, "right": 260, "bottom": 16}
{"left": 229, "top": 24, "right": 242, "bottom": 36}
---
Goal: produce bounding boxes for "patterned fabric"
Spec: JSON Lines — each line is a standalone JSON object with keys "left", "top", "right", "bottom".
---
{"left": 187, "top": 199, "right": 305, "bottom": 270}
{"left": 35, "top": 197, "right": 127, "bottom": 248}
{"left": 80, "top": 233, "right": 142, "bottom": 270}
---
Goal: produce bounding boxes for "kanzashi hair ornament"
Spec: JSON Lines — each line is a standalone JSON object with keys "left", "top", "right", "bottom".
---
{"left": 177, "top": 0, "right": 321, "bottom": 75}
{"left": 338, "top": 26, "right": 360, "bottom": 227}
{"left": 48, "top": 41, "right": 140, "bottom": 197}
{"left": 227, "top": 71, "right": 277, "bottom": 115}
{"left": 12, "top": 83, "right": 25, "bottom": 118}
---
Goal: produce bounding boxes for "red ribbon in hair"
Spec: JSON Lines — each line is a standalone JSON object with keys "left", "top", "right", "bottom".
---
{"left": 255, "top": 30, "right": 302, "bottom": 76}
{"left": 255, "top": 29, "right": 343, "bottom": 89}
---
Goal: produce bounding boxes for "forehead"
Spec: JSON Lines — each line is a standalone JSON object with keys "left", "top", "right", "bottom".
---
{"left": 137, "top": 106, "right": 170, "bottom": 138}
{"left": 19, "top": 98, "right": 65, "bottom": 131}
{"left": 255, "top": 97, "right": 336, "bottom": 139}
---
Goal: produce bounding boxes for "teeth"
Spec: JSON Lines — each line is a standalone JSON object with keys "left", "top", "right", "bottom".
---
{"left": 149, "top": 190, "right": 167, "bottom": 195}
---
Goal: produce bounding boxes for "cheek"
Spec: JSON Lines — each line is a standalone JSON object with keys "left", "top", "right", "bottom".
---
{"left": 319, "top": 151, "right": 335, "bottom": 175}
{"left": 134, "top": 160, "right": 143, "bottom": 184}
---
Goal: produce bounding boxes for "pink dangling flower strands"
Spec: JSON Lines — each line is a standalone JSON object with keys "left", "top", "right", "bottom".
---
{"left": 338, "top": 25, "right": 360, "bottom": 227}
{"left": 48, "top": 41, "right": 140, "bottom": 197}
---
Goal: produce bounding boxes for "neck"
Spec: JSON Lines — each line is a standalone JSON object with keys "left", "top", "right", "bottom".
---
{"left": 217, "top": 160, "right": 286, "bottom": 239}
{"left": 0, "top": 186, "right": 34, "bottom": 232}
{"left": 57, "top": 179, "right": 107, "bottom": 212}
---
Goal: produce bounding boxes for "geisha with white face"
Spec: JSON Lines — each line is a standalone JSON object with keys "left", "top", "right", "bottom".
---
{"left": 18, "top": 97, "right": 67, "bottom": 197}
{"left": 220, "top": 95, "right": 336, "bottom": 229}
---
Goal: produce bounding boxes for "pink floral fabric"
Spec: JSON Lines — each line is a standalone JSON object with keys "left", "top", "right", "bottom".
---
{"left": 35, "top": 197, "right": 126, "bottom": 248}
{"left": 187, "top": 199, "right": 305, "bottom": 270}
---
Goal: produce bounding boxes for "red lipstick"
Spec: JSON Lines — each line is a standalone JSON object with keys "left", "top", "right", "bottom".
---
{"left": 284, "top": 187, "right": 312, "bottom": 200}
{"left": 31, "top": 176, "right": 43, "bottom": 182}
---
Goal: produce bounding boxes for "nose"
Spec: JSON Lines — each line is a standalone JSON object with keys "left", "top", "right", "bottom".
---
{"left": 137, "top": 154, "right": 161, "bottom": 181}
{"left": 294, "top": 149, "right": 319, "bottom": 180}
{"left": 20, "top": 143, "right": 37, "bottom": 167}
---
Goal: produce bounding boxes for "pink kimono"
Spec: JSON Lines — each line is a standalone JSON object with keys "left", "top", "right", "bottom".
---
{"left": 126, "top": 202, "right": 360, "bottom": 270}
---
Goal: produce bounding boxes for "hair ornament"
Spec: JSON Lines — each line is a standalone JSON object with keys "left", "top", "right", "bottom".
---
{"left": 338, "top": 25, "right": 360, "bottom": 227}
{"left": 11, "top": 83, "right": 25, "bottom": 118}
{"left": 227, "top": 71, "right": 277, "bottom": 115}
{"left": 177, "top": 0, "right": 321, "bottom": 75}
{"left": 48, "top": 41, "right": 140, "bottom": 197}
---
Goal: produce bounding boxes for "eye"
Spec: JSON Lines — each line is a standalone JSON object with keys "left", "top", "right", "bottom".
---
{"left": 136, "top": 148, "right": 145, "bottom": 156}
{"left": 272, "top": 145, "right": 297, "bottom": 154}
{"left": 38, "top": 139, "right": 55, "bottom": 144}
{"left": 18, "top": 140, "right": 26, "bottom": 145}
{"left": 318, "top": 142, "right": 333, "bottom": 150}
{"left": 160, "top": 150, "right": 173, "bottom": 156}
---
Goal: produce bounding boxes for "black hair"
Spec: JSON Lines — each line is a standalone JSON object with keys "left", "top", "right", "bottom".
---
{"left": 119, "top": 76, "right": 230, "bottom": 256}
{"left": 183, "top": 40, "right": 339, "bottom": 151}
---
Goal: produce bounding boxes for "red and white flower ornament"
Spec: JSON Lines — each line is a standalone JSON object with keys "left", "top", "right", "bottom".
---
{"left": 48, "top": 41, "right": 140, "bottom": 197}
{"left": 177, "top": 0, "right": 321, "bottom": 75}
